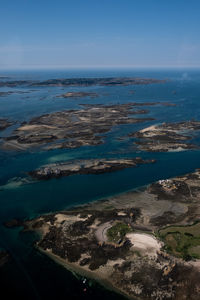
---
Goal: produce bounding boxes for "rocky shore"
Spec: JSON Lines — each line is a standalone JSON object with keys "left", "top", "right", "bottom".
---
{"left": 29, "top": 158, "right": 156, "bottom": 180}
{"left": 16, "top": 169, "right": 200, "bottom": 300}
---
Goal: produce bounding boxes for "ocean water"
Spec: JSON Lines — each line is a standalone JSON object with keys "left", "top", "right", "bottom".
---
{"left": 0, "top": 68, "right": 200, "bottom": 299}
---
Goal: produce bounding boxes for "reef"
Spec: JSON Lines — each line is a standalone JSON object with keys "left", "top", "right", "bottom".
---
{"left": 29, "top": 158, "right": 156, "bottom": 180}
{"left": 20, "top": 169, "right": 200, "bottom": 300}
{"left": 129, "top": 120, "right": 200, "bottom": 152}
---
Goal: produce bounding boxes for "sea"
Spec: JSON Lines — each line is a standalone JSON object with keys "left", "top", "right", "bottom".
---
{"left": 0, "top": 68, "right": 200, "bottom": 300}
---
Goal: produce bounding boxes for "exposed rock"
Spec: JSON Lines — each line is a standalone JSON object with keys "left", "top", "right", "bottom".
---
{"left": 22, "top": 169, "right": 200, "bottom": 300}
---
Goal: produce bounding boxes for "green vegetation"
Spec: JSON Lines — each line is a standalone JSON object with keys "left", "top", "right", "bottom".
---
{"left": 107, "top": 222, "right": 132, "bottom": 243}
{"left": 159, "top": 222, "right": 200, "bottom": 260}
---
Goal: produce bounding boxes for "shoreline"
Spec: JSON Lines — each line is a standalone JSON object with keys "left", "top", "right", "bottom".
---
{"left": 38, "top": 246, "right": 137, "bottom": 300}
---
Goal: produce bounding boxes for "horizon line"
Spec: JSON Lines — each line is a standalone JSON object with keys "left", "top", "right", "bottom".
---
{"left": 1, "top": 65, "right": 200, "bottom": 71}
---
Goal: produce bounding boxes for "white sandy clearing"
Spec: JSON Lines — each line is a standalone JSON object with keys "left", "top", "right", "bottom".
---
{"left": 168, "top": 147, "right": 186, "bottom": 152}
{"left": 18, "top": 124, "right": 56, "bottom": 131}
{"left": 139, "top": 125, "right": 157, "bottom": 133}
{"left": 126, "top": 233, "right": 162, "bottom": 258}
{"left": 55, "top": 213, "right": 87, "bottom": 225}
{"left": 117, "top": 211, "right": 127, "bottom": 216}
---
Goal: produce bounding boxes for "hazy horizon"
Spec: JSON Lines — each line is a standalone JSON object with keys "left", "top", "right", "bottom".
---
{"left": 1, "top": 0, "right": 200, "bottom": 69}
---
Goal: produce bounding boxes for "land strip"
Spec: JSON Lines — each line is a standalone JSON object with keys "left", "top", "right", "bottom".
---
{"left": 14, "top": 169, "right": 200, "bottom": 300}
{"left": 29, "top": 158, "right": 156, "bottom": 180}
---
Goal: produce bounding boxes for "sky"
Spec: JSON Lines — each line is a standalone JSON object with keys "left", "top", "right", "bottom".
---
{"left": 0, "top": 0, "right": 200, "bottom": 69}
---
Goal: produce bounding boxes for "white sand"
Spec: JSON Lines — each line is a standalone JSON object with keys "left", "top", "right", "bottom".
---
{"left": 126, "top": 233, "right": 162, "bottom": 257}
{"left": 140, "top": 125, "right": 157, "bottom": 133}
{"left": 18, "top": 124, "right": 56, "bottom": 131}
{"left": 55, "top": 213, "right": 87, "bottom": 225}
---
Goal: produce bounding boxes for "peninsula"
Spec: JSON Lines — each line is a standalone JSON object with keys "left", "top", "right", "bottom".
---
{"left": 19, "top": 169, "right": 200, "bottom": 300}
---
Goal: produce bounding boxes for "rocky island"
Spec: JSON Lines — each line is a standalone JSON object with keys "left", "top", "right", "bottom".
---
{"left": 29, "top": 157, "right": 156, "bottom": 180}
{"left": 1, "top": 102, "right": 158, "bottom": 151}
{"left": 129, "top": 120, "right": 200, "bottom": 152}
{"left": 18, "top": 169, "right": 200, "bottom": 300}
{"left": 57, "top": 91, "right": 98, "bottom": 99}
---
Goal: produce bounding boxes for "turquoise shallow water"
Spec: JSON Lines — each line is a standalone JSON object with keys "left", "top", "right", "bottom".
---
{"left": 0, "top": 68, "right": 200, "bottom": 299}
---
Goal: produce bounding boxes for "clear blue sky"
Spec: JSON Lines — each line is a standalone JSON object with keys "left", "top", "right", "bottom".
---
{"left": 1, "top": 0, "right": 200, "bottom": 69}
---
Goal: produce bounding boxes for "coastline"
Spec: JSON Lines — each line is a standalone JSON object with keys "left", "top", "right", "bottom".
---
{"left": 37, "top": 246, "right": 136, "bottom": 300}
{"left": 23, "top": 168, "right": 200, "bottom": 300}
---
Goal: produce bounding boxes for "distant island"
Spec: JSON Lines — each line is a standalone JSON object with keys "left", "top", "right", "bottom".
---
{"left": 0, "top": 77, "right": 166, "bottom": 87}
{"left": 57, "top": 91, "right": 98, "bottom": 98}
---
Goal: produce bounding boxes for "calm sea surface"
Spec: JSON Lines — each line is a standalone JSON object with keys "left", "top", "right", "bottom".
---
{"left": 0, "top": 68, "right": 200, "bottom": 299}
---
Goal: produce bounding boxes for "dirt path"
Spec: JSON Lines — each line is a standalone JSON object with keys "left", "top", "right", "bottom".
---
{"left": 95, "top": 222, "right": 113, "bottom": 242}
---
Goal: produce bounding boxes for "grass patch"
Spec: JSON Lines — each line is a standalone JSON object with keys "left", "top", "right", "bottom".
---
{"left": 107, "top": 222, "right": 132, "bottom": 243}
{"left": 159, "top": 222, "right": 200, "bottom": 260}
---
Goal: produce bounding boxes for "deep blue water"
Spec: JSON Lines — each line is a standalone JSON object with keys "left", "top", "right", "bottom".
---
{"left": 0, "top": 68, "right": 200, "bottom": 299}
